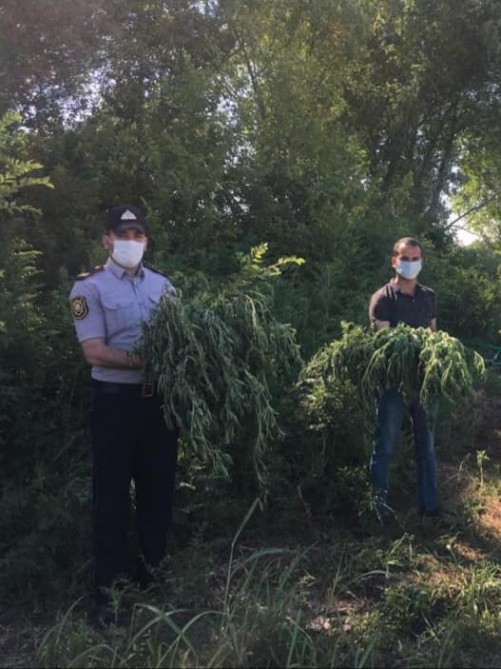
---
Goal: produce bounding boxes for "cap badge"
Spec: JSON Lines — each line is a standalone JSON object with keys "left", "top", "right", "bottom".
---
{"left": 120, "top": 209, "right": 138, "bottom": 221}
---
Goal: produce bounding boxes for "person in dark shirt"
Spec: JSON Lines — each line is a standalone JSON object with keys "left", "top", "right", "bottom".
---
{"left": 368, "top": 237, "right": 439, "bottom": 525}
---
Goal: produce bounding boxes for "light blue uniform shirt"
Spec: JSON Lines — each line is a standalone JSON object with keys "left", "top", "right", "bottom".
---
{"left": 69, "top": 257, "right": 175, "bottom": 383}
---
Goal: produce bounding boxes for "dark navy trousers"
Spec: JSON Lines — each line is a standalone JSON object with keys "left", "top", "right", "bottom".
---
{"left": 90, "top": 386, "right": 178, "bottom": 603}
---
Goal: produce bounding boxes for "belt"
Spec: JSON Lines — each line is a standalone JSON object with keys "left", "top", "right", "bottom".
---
{"left": 92, "top": 380, "right": 157, "bottom": 398}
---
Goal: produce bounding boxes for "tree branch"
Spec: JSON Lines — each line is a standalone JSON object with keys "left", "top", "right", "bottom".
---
{"left": 445, "top": 191, "right": 500, "bottom": 230}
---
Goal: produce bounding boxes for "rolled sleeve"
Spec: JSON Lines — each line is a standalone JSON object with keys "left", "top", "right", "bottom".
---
{"left": 69, "top": 281, "right": 106, "bottom": 342}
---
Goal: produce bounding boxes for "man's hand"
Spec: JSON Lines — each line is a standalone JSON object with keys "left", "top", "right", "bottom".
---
{"left": 80, "top": 338, "right": 142, "bottom": 369}
{"left": 374, "top": 319, "right": 390, "bottom": 331}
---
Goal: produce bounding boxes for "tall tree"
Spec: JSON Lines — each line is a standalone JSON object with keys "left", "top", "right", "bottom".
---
{"left": 213, "top": 0, "right": 371, "bottom": 259}
{"left": 344, "top": 0, "right": 501, "bottom": 230}
{"left": 0, "top": 0, "right": 107, "bottom": 127}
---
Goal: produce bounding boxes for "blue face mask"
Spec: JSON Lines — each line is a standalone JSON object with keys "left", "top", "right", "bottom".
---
{"left": 395, "top": 259, "right": 422, "bottom": 280}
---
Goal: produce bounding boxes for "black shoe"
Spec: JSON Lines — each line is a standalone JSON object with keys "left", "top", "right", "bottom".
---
{"left": 136, "top": 558, "right": 162, "bottom": 590}
{"left": 420, "top": 508, "right": 456, "bottom": 528}
{"left": 92, "top": 603, "right": 114, "bottom": 631}
{"left": 380, "top": 513, "right": 402, "bottom": 537}
{"left": 421, "top": 508, "right": 442, "bottom": 518}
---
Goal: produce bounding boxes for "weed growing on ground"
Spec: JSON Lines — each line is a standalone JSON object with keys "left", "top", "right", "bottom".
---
{"left": 6, "top": 378, "right": 501, "bottom": 668}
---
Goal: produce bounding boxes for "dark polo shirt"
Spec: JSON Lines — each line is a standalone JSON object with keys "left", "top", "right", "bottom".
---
{"left": 369, "top": 279, "right": 436, "bottom": 329}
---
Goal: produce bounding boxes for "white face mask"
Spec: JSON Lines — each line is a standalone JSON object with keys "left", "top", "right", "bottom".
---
{"left": 111, "top": 240, "right": 145, "bottom": 268}
{"left": 395, "top": 259, "right": 422, "bottom": 280}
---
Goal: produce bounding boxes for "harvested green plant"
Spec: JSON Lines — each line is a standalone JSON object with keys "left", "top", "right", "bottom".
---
{"left": 300, "top": 322, "right": 486, "bottom": 422}
{"left": 135, "top": 248, "right": 303, "bottom": 485}
{"left": 368, "top": 324, "right": 485, "bottom": 413}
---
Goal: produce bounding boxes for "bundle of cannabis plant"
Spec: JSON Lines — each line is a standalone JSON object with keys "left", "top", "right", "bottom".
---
{"left": 136, "top": 247, "right": 303, "bottom": 485}
{"left": 300, "top": 322, "right": 485, "bottom": 423}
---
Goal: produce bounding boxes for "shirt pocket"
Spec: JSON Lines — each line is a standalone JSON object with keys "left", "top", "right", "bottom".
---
{"left": 102, "top": 298, "right": 140, "bottom": 336}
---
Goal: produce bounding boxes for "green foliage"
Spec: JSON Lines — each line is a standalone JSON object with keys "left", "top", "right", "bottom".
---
{"left": 0, "top": 265, "right": 91, "bottom": 600}
{"left": 367, "top": 326, "right": 485, "bottom": 413}
{"left": 262, "top": 322, "right": 373, "bottom": 518}
{"left": 425, "top": 245, "right": 501, "bottom": 343}
{"left": 31, "top": 449, "right": 501, "bottom": 669}
{"left": 0, "top": 112, "right": 53, "bottom": 220}
{"left": 136, "top": 247, "right": 303, "bottom": 487}
{"left": 294, "top": 322, "right": 371, "bottom": 459}
{"left": 302, "top": 322, "right": 485, "bottom": 418}
{"left": 2, "top": 3, "right": 501, "bottom": 655}
{"left": 0, "top": 0, "right": 105, "bottom": 122}
{"left": 273, "top": 322, "right": 486, "bottom": 516}
{"left": 0, "top": 113, "right": 90, "bottom": 601}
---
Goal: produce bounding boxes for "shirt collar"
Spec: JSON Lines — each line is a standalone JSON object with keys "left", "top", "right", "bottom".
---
{"left": 390, "top": 278, "right": 422, "bottom": 294}
{"left": 105, "top": 257, "right": 145, "bottom": 280}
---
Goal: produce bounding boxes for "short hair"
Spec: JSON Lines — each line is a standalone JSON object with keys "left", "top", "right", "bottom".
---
{"left": 392, "top": 237, "right": 423, "bottom": 256}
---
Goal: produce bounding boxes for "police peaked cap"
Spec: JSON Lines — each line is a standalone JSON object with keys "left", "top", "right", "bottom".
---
{"left": 105, "top": 205, "right": 147, "bottom": 234}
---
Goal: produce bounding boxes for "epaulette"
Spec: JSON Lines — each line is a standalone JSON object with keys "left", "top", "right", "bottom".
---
{"left": 75, "top": 265, "right": 105, "bottom": 281}
{"left": 144, "top": 263, "right": 166, "bottom": 277}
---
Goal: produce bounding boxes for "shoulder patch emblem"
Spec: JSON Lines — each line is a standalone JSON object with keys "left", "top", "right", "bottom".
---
{"left": 70, "top": 296, "right": 89, "bottom": 320}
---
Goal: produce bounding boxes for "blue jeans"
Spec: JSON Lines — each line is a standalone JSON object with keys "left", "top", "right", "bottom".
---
{"left": 370, "top": 388, "right": 438, "bottom": 517}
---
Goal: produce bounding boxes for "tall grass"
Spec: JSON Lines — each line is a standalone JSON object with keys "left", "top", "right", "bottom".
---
{"left": 36, "top": 497, "right": 380, "bottom": 668}
{"left": 35, "top": 436, "right": 501, "bottom": 668}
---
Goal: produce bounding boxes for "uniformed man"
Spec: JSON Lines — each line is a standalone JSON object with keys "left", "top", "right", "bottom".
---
{"left": 368, "top": 236, "right": 439, "bottom": 526}
{"left": 69, "top": 205, "right": 178, "bottom": 629}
